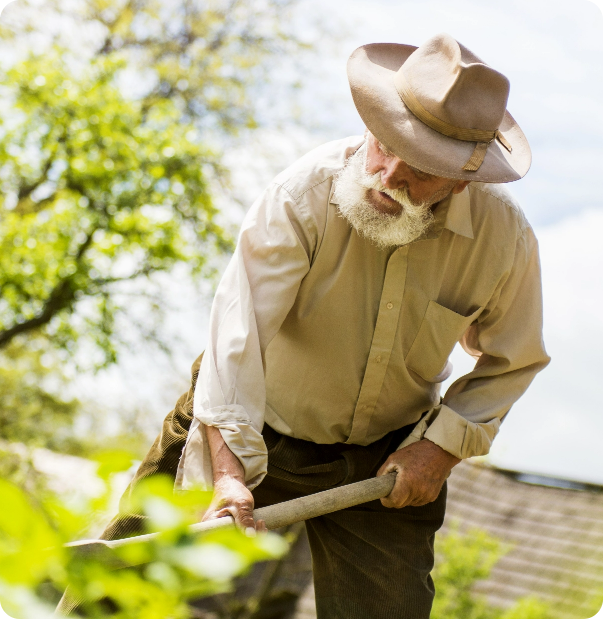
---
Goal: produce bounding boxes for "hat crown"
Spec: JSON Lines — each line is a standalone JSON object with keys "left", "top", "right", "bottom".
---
{"left": 400, "top": 33, "right": 510, "bottom": 132}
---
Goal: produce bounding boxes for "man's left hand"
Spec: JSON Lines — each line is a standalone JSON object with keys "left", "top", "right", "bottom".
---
{"left": 377, "top": 439, "right": 460, "bottom": 508}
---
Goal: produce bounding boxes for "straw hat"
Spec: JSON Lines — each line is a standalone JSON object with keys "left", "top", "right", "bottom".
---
{"left": 347, "top": 33, "right": 531, "bottom": 183}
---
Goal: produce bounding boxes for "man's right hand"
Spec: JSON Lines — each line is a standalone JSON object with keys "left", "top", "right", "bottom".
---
{"left": 202, "top": 424, "right": 266, "bottom": 533}
{"left": 201, "top": 475, "right": 258, "bottom": 531}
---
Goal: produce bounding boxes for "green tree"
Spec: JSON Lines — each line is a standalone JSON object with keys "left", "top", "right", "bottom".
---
{"left": 0, "top": 0, "right": 315, "bottom": 132}
{"left": 0, "top": 7, "right": 326, "bottom": 615}
{"left": 0, "top": 0, "right": 318, "bottom": 364}
{"left": 0, "top": 52, "right": 229, "bottom": 366}
{"left": 0, "top": 335, "right": 151, "bottom": 488}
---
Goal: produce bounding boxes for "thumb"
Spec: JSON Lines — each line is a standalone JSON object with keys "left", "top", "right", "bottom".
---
{"left": 377, "top": 460, "right": 403, "bottom": 478}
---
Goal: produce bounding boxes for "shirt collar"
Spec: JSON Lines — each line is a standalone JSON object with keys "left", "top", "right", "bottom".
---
{"left": 411, "top": 186, "right": 474, "bottom": 243}
{"left": 442, "top": 186, "right": 474, "bottom": 239}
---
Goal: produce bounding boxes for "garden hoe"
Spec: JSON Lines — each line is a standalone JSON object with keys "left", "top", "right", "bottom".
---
{"left": 66, "top": 471, "right": 398, "bottom": 568}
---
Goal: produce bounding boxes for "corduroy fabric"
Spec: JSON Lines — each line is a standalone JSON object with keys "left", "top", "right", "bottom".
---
{"left": 57, "top": 352, "right": 446, "bottom": 618}
{"left": 255, "top": 424, "right": 446, "bottom": 619}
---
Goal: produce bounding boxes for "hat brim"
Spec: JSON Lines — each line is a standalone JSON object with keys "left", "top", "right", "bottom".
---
{"left": 347, "top": 43, "right": 531, "bottom": 183}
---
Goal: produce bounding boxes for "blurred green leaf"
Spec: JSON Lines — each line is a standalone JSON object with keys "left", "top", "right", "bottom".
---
{"left": 0, "top": 480, "right": 63, "bottom": 587}
{"left": 93, "top": 450, "right": 135, "bottom": 481}
{"left": 499, "top": 597, "right": 551, "bottom": 619}
{"left": 0, "top": 466, "right": 288, "bottom": 618}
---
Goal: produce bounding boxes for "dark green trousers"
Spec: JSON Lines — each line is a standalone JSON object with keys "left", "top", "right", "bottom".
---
{"left": 57, "top": 354, "right": 446, "bottom": 618}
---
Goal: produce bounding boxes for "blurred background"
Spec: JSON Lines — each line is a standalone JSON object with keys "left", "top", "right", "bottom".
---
{"left": 0, "top": 0, "right": 602, "bottom": 617}
{"left": 2, "top": 0, "right": 601, "bottom": 484}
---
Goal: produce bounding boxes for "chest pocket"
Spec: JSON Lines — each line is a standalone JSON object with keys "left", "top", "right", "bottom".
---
{"left": 405, "top": 300, "right": 482, "bottom": 383}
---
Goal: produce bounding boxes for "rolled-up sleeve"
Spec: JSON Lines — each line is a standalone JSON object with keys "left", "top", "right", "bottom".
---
{"left": 176, "top": 183, "right": 317, "bottom": 490}
{"left": 400, "top": 224, "right": 550, "bottom": 459}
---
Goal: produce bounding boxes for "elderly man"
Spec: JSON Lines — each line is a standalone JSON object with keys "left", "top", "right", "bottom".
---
{"left": 70, "top": 33, "right": 550, "bottom": 618}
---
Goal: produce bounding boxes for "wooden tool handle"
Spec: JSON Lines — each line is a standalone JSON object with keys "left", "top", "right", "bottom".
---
{"left": 254, "top": 471, "right": 396, "bottom": 529}
{"left": 67, "top": 472, "right": 397, "bottom": 555}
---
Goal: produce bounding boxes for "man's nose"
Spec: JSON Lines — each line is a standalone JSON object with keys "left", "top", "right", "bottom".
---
{"left": 380, "top": 159, "right": 410, "bottom": 190}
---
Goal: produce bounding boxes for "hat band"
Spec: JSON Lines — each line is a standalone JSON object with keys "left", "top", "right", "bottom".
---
{"left": 394, "top": 72, "right": 513, "bottom": 172}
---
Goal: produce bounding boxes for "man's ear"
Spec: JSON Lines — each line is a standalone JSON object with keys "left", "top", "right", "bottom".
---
{"left": 451, "top": 180, "right": 471, "bottom": 194}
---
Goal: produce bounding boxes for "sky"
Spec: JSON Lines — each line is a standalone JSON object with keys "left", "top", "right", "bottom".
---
{"left": 4, "top": 0, "right": 603, "bottom": 484}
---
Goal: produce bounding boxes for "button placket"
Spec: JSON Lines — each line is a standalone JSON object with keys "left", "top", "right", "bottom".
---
{"left": 346, "top": 247, "right": 408, "bottom": 444}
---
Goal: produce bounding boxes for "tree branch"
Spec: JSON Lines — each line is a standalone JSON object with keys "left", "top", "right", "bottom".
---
{"left": 0, "top": 232, "right": 95, "bottom": 349}
{"left": 17, "top": 157, "right": 53, "bottom": 203}
{"left": 89, "top": 264, "right": 155, "bottom": 287}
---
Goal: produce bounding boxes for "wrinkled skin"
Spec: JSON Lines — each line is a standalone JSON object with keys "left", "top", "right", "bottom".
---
{"left": 376, "top": 439, "right": 460, "bottom": 508}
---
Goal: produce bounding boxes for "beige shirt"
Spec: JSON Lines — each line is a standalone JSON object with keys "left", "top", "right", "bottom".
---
{"left": 176, "top": 136, "right": 550, "bottom": 491}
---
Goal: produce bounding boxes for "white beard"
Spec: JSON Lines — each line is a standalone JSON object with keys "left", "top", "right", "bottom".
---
{"left": 334, "top": 146, "right": 437, "bottom": 249}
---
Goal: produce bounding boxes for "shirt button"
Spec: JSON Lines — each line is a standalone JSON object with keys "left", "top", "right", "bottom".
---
{"left": 386, "top": 302, "right": 393, "bottom": 310}
{"left": 375, "top": 355, "right": 382, "bottom": 363}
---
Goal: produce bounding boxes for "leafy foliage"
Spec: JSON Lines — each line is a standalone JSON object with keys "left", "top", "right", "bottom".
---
{"left": 0, "top": 0, "right": 318, "bottom": 365}
{"left": 432, "top": 524, "right": 551, "bottom": 619}
{"left": 0, "top": 451, "right": 288, "bottom": 619}
{"left": 1, "top": 0, "right": 314, "bottom": 132}
{"left": 0, "top": 338, "right": 79, "bottom": 450}
{"left": 0, "top": 52, "right": 230, "bottom": 366}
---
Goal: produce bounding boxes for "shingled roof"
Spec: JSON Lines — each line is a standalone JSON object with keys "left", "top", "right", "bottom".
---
{"left": 293, "top": 460, "right": 603, "bottom": 619}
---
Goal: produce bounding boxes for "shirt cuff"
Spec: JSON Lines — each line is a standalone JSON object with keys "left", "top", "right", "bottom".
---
{"left": 396, "top": 404, "right": 501, "bottom": 459}
{"left": 175, "top": 405, "right": 268, "bottom": 491}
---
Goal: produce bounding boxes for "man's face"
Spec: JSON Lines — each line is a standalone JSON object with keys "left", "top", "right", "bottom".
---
{"left": 364, "top": 132, "right": 469, "bottom": 214}
{"left": 334, "top": 134, "right": 469, "bottom": 249}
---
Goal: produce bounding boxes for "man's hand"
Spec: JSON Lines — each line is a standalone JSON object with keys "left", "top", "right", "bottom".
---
{"left": 202, "top": 425, "right": 266, "bottom": 533}
{"left": 377, "top": 439, "right": 460, "bottom": 509}
{"left": 202, "top": 475, "right": 261, "bottom": 532}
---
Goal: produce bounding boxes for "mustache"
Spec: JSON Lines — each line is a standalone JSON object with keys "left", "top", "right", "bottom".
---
{"left": 351, "top": 151, "right": 429, "bottom": 213}
{"left": 357, "top": 170, "right": 414, "bottom": 206}
{"left": 334, "top": 147, "right": 436, "bottom": 250}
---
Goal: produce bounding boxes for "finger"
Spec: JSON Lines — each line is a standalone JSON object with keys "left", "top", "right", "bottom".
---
{"left": 255, "top": 519, "right": 268, "bottom": 533}
{"left": 409, "top": 489, "right": 440, "bottom": 507}
{"left": 376, "top": 461, "right": 388, "bottom": 477}
{"left": 200, "top": 510, "right": 211, "bottom": 522}
{"left": 381, "top": 482, "right": 412, "bottom": 509}
{"left": 231, "top": 505, "right": 256, "bottom": 531}
{"left": 382, "top": 469, "right": 409, "bottom": 505}
{"left": 377, "top": 459, "right": 401, "bottom": 478}
{"left": 404, "top": 483, "right": 432, "bottom": 506}
{"left": 201, "top": 507, "right": 221, "bottom": 522}
{"left": 409, "top": 480, "right": 445, "bottom": 506}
